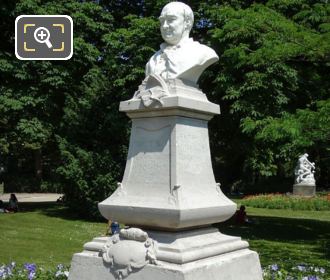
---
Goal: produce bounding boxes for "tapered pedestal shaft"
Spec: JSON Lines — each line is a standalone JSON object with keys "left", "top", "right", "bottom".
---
{"left": 99, "top": 92, "right": 236, "bottom": 230}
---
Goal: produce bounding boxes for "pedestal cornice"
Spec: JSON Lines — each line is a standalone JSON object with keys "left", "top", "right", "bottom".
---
{"left": 119, "top": 95, "right": 220, "bottom": 121}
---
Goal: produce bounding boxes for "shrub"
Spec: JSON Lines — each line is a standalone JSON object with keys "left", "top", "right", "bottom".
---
{"left": 56, "top": 138, "right": 121, "bottom": 219}
{"left": 241, "top": 194, "right": 330, "bottom": 211}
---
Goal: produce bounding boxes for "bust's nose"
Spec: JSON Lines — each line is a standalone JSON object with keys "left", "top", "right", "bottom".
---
{"left": 162, "top": 20, "right": 170, "bottom": 29}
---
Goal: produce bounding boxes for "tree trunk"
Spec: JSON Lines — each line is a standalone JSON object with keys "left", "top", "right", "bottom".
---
{"left": 34, "top": 149, "right": 42, "bottom": 180}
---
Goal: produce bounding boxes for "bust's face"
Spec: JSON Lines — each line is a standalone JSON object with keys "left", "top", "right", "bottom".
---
{"left": 159, "top": 5, "right": 186, "bottom": 45}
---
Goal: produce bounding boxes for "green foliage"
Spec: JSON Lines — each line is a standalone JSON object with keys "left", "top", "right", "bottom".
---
{"left": 241, "top": 193, "right": 330, "bottom": 211}
{"left": 0, "top": 0, "right": 122, "bottom": 215}
{"left": 203, "top": 1, "right": 330, "bottom": 188}
{"left": 16, "top": 118, "right": 52, "bottom": 150}
{"left": 102, "top": 14, "right": 159, "bottom": 97}
{"left": 0, "top": 0, "right": 329, "bottom": 217}
{"left": 56, "top": 137, "right": 119, "bottom": 218}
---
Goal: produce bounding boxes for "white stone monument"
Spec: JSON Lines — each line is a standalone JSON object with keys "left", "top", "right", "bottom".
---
{"left": 68, "top": 2, "right": 263, "bottom": 280}
{"left": 293, "top": 153, "right": 316, "bottom": 196}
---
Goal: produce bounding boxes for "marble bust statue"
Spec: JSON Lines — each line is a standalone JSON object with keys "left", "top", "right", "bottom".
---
{"left": 145, "top": 1, "right": 219, "bottom": 84}
{"left": 133, "top": 2, "right": 219, "bottom": 106}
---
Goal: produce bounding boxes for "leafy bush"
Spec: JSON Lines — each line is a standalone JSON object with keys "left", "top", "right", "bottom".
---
{"left": 241, "top": 194, "right": 330, "bottom": 211}
{"left": 0, "top": 263, "right": 68, "bottom": 280}
{"left": 56, "top": 137, "right": 120, "bottom": 219}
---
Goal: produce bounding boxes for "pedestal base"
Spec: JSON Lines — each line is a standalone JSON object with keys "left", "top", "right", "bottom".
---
{"left": 293, "top": 184, "right": 316, "bottom": 197}
{"left": 69, "top": 249, "right": 262, "bottom": 280}
{"left": 68, "top": 228, "right": 263, "bottom": 280}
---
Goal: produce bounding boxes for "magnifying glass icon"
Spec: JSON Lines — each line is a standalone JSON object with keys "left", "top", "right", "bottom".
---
{"left": 34, "top": 27, "right": 53, "bottom": 48}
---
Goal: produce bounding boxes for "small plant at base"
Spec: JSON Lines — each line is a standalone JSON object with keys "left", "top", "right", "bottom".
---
{"left": 263, "top": 264, "right": 326, "bottom": 280}
{"left": 0, "top": 263, "right": 69, "bottom": 280}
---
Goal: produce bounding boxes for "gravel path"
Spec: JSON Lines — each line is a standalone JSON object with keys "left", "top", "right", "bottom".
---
{"left": 0, "top": 193, "right": 63, "bottom": 202}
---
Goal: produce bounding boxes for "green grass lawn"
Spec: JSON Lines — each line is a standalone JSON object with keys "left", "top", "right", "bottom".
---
{"left": 0, "top": 202, "right": 106, "bottom": 268}
{"left": 216, "top": 205, "right": 330, "bottom": 277}
{"left": 0, "top": 202, "right": 329, "bottom": 278}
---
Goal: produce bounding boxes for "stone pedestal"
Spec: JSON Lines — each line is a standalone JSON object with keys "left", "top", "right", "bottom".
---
{"left": 98, "top": 87, "right": 236, "bottom": 230}
{"left": 69, "top": 83, "right": 263, "bottom": 280}
{"left": 69, "top": 227, "right": 263, "bottom": 280}
{"left": 293, "top": 183, "right": 316, "bottom": 197}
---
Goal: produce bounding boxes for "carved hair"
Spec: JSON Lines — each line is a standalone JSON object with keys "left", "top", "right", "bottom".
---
{"left": 162, "top": 2, "right": 194, "bottom": 32}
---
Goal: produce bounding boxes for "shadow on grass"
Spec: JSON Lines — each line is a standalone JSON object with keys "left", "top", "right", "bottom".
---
{"left": 217, "top": 215, "right": 330, "bottom": 241}
{"left": 17, "top": 202, "right": 105, "bottom": 222}
{"left": 215, "top": 215, "right": 330, "bottom": 267}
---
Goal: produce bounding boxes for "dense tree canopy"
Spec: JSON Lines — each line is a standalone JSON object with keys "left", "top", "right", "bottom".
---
{"left": 0, "top": 0, "right": 329, "bottom": 218}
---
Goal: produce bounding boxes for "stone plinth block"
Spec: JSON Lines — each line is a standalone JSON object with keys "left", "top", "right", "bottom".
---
{"left": 293, "top": 183, "right": 316, "bottom": 197}
{"left": 99, "top": 95, "right": 236, "bottom": 230}
{"left": 68, "top": 228, "right": 263, "bottom": 280}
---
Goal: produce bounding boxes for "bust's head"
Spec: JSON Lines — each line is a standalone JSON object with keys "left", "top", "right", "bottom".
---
{"left": 159, "top": 2, "right": 194, "bottom": 46}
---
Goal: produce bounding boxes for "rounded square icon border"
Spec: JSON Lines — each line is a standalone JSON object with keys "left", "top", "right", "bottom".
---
{"left": 15, "top": 15, "right": 73, "bottom": 60}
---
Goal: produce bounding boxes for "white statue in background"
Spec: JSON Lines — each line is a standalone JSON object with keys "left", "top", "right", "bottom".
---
{"left": 134, "top": 2, "right": 219, "bottom": 106}
{"left": 294, "top": 153, "right": 316, "bottom": 185}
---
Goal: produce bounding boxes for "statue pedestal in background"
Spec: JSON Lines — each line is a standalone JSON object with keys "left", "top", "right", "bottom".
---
{"left": 293, "top": 183, "right": 316, "bottom": 196}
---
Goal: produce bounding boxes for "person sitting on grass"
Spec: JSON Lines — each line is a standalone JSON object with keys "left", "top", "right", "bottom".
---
{"left": 235, "top": 205, "right": 249, "bottom": 224}
{"left": 6, "top": 193, "right": 18, "bottom": 213}
{"left": 0, "top": 200, "right": 9, "bottom": 213}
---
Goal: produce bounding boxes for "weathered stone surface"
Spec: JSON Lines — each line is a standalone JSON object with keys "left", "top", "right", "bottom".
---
{"left": 100, "top": 228, "right": 157, "bottom": 279}
{"left": 69, "top": 249, "right": 262, "bottom": 280}
{"left": 120, "top": 84, "right": 220, "bottom": 121}
{"left": 293, "top": 184, "right": 316, "bottom": 197}
{"left": 98, "top": 112, "right": 236, "bottom": 230}
{"left": 69, "top": 228, "right": 263, "bottom": 280}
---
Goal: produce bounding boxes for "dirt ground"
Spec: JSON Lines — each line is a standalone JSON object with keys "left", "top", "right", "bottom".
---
{"left": 0, "top": 193, "right": 62, "bottom": 202}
